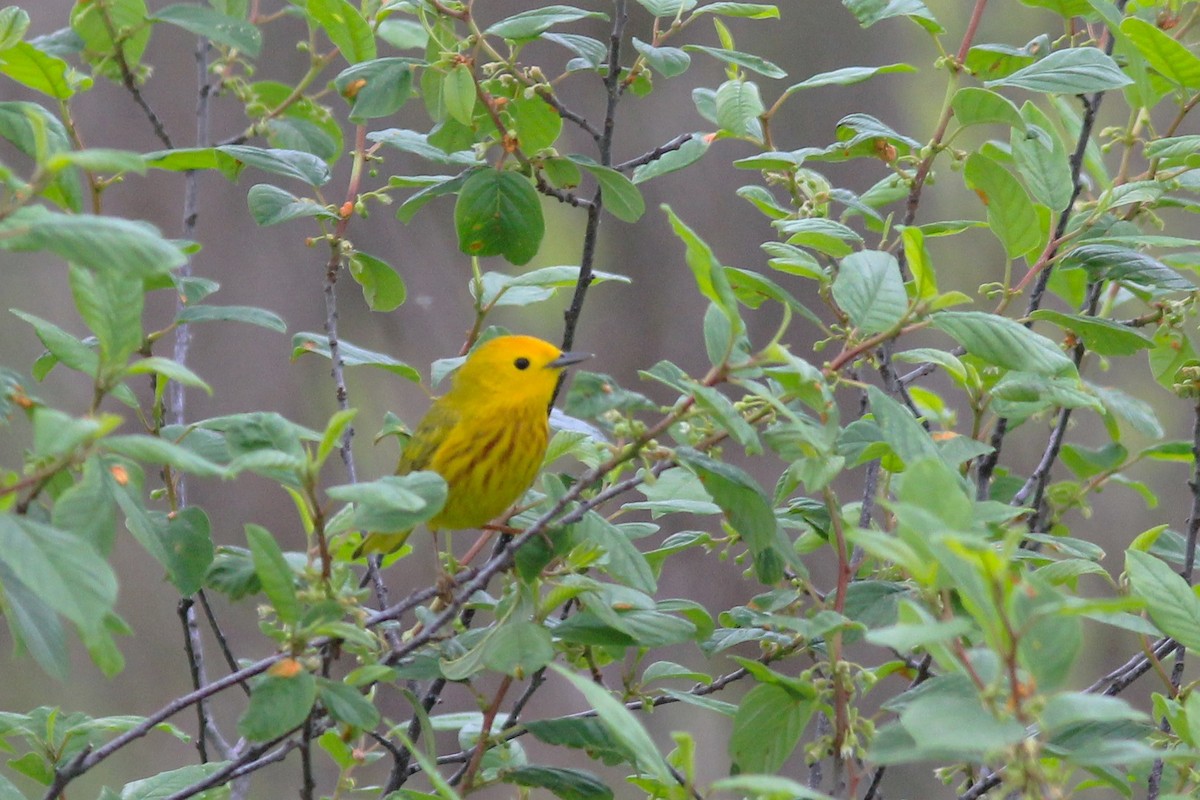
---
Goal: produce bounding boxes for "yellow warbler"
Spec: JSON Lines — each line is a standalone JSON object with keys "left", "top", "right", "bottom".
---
{"left": 355, "top": 335, "right": 589, "bottom": 557}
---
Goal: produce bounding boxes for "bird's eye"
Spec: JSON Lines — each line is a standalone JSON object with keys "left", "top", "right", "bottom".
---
{"left": 514, "top": 357, "right": 530, "bottom": 370}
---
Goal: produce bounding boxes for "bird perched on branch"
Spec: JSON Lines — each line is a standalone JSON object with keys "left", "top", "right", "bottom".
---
{"left": 354, "top": 334, "right": 589, "bottom": 558}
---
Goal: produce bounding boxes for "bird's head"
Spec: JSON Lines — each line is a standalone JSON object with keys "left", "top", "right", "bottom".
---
{"left": 451, "top": 335, "right": 590, "bottom": 407}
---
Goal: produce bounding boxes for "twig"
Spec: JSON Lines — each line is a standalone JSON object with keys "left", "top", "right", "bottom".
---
{"left": 41, "top": 655, "right": 281, "bottom": 800}
{"left": 299, "top": 717, "right": 316, "bottom": 800}
{"left": 95, "top": 0, "right": 173, "bottom": 148}
{"left": 536, "top": 87, "right": 602, "bottom": 142}
{"left": 900, "top": 0, "right": 988, "bottom": 231}
{"left": 197, "top": 590, "right": 249, "bottom": 695}
{"left": 560, "top": 0, "right": 628, "bottom": 354}
{"left": 1008, "top": 280, "right": 1104, "bottom": 519}
{"left": 163, "top": 735, "right": 304, "bottom": 800}
{"left": 613, "top": 132, "right": 695, "bottom": 172}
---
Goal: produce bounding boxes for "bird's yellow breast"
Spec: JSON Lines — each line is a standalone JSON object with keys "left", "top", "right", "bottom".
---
{"left": 425, "top": 401, "right": 549, "bottom": 530}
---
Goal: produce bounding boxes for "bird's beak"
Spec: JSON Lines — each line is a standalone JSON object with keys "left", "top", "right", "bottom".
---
{"left": 549, "top": 351, "right": 591, "bottom": 369}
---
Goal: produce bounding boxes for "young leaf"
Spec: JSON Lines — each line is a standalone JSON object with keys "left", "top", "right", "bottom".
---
{"left": 245, "top": 524, "right": 301, "bottom": 624}
{"left": 237, "top": 665, "right": 316, "bottom": 741}
{"left": 349, "top": 252, "right": 407, "bottom": 312}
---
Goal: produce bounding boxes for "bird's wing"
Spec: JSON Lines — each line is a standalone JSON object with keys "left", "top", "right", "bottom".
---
{"left": 397, "top": 400, "right": 460, "bottom": 474}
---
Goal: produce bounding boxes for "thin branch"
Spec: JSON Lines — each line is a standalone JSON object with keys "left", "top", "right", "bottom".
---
{"left": 299, "top": 717, "right": 316, "bottom": 800}
{"left": 612, "top": 132, "right": 695, "bottom": 172}
{"left": 163, "top": 735, "right": 303, "bottom": 800}
{"left": 98, "top": 0, "right": 173, "bottom": 148}
{"left": 197, "top": 590, "right": 249, "bottom": 695}
{"left": 560, "top": 0, "right": 628, "bottom": 353}
{"left": 536, "top": 87, "right": 602, "bottom": 142}
{"left": 535, "top": 174, "right": 593, "bottom": 208}
{"left": 41, "top": 655, "right": 281, "bottom": 800}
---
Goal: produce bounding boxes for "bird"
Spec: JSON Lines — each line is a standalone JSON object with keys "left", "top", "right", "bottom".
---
{"left": 354, "top": 334, "right": 590, "bottom": 558}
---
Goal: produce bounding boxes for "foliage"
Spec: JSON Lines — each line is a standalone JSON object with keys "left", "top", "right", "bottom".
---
{"left": 4, "top": 1, "right": 1200, "bottom": 799}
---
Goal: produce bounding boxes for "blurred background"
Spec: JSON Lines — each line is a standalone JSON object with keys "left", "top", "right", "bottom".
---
{"left": 2, "top": 1, "right": 1195, "bottom": 797}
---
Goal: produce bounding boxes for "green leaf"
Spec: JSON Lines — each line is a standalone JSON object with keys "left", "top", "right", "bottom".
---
{"left": 177, "top": 304, "right": 286, "bottom": 332}
{"left": 306, "top": 0, "right": 374, "bottom": 62}
{"left": 0, "top": 559, "right": 70, "bottom": 680}
{"left": 962, "top": 152, "right": 1042, "bottom": 259}
{"left": 632, "top": 37, "right": 690, "bottom": 78}
{"left": 71, "top": 0, "right": 151, "bottom": 82}
{"left": 102, "top": 435, "right": 226, "bottom": 478}
{"left": 316, "top": 677, "right": 380, "bottom": 730}
{"left": 53, "top": 455, "right": 118, "bottom": 556}
{"left": 68, "top": 264, "right": 142, "bottom": 374}
{"left": 950, "top": 86, "right": 1023, "bottom": 128}
{"left": 524, "top": 717, "right": 634, "bottom": 766}
{"left": 0, "top": 42, "right": 78, "bottom": 99}
{"left": 713, "top": 79, "right": 763, "bottom": 139}
{"left": 785, "top": 63, "right": 914, "bottom": 93}
{"left": 327, "top": 472, "right": 448, "bottom": 533}
{"left": 151, "top": 4, "right": 262, "bottom": 56}
{"left": 508, "top": 95, "right": 562, "bottom": 153}
{"left": 119, "top": 763, "right": 231, "bottom": 800}
{"left": 831, "top": 250, "right": 907, "bottom": 333}
{"left": 1013, "top": 104, "right": 1072, "bottom": 212}
{"left": 675, "top": 447, "right": 782, "bottom": 583}
{"left": 480, "top": 620, "right": 556, "bottom": 677}
{"left": 841, "top": 0, "right": 943, "bottom": 33}
{"left": 986, "top": 47, "right": 1132, "bottom": 93}
{"left": 217, "top": 144, "right": 331, "bottom": 186}
{"left": 485, "top": 6, "right": 608, "bottom": 40}
{"left": 454, "top": 169, "right": 544, "bottom": 265}
{"left": 932, "top": 311, "right": 1075, "bottom": 376}
{"left": 1125, "top": 550, "right": 1200, "bottom": 651}
{"left": 684, "top": 44, "right": 786, "bottom": 79}
{"left": 504, "top": 767, "right": 612, "bottom": 800}
{"left": 0, "top": 516, "right": 117, "bottom": 628}
{"left": 0, "top": 7, "right": 30, "bottom": 51}
{"left": 333, "top": 58, "right": 414, "bottom": 122}
{"left": 237, "top": 667, "right": 317, "bottom": 741}
{"left": 710, "top": 775, "right": 834, "bottom": 800}
{"left": 476, "top": 265, "right": 629, "bottom": 307}
{"left": 1062, "top": 244, "right": 1193, "bottom": 291}
{"left": 349, "top": 252, "right": 406, "bottom": 312}
{"left": 291, "top": 332, "right": 420, "bottom": 381}
{"left": 247, "top": 184, "right": 336, "bottom": 226}
{"left": 48, "top": 149, "right": 145, "bottom": 175}
{"left": 694, "top": 3, "right": 780, "bottom": 19}
{"left": 729, "top": 683, "right": 816, "bottom": 773}
{"left": 776, "top": 217, "right": 863, "bottom": 257}
{"left": 632, "top": 134, "right": 710, "bottom": 184}
{"left": 663, "top": 205, "right": 740, "bottom": 321}
{"left": 868, "top": 387, "right": 941, "bottom": 467}
{"left": 1, "top": 207, "right": 185, "bottom": 278}
{"left": 10, "top": 309, "right": 98, "bottom": 379}
{"left": 550, "top": 664, "right": 674, "bottom": 785}
{"left": 1120, "top": 17, "right": 1200, "bottom": 89}
{"left": 442, "top": 63, "right": 476, "bottom": 126}
{"left": 246, "top": 524, "right": 300, "bottom": 624}
{"left": 1029, "top": 310, "right": 1154, "bottom": 356}
{"left": 567, "top": 156, "right": 645, "bottom": 222}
